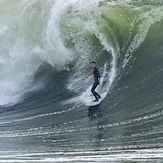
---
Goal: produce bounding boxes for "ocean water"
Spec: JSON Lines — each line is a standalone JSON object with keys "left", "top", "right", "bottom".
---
{"left": 0, "top": 0, "right": 163, "bottom": 162}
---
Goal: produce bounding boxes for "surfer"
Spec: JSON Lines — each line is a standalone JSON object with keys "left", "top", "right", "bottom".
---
{"left": 91, "top": 62, "right": 101, "bottom": 102}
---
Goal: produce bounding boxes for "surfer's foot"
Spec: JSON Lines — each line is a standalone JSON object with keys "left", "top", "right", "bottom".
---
{"left": 93, "top": 99, "right": 99, "bottom": 102}
{"left": 98, "top": 96, "right": 101, "bottom": 99}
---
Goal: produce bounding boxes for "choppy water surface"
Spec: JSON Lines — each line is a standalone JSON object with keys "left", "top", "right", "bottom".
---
{"left": 0, "top": 0, "right": 163, "bottom": 162}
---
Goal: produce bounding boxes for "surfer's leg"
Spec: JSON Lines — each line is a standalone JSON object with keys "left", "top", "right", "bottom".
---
{"left": 92, "top": 82, "right": 101, "bottom": 99}
{"left": 91, "top": 83, "right": 98, "bottom": 100}
{"left": 95, "top": 92, "right": 101, "bottom": 99}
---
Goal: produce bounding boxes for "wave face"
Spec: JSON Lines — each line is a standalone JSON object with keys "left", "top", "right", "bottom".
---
{"left": 0, "top": 0, "right": 163, "bottom": 162}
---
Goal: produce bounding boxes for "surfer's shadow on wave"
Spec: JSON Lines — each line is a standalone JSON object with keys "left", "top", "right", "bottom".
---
{"left": 88, "top": 105, "right": 103, "bottom": 120}
{"left": 88, "top": 105, "right": 107, "bottom": 149}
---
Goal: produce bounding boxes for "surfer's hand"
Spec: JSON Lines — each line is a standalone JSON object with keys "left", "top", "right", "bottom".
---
{"left": 98, "top": 82, "right": 100, "bottom": 85}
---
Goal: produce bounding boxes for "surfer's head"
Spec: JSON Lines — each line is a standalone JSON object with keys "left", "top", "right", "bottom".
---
{"left": 91, "top": 62, "right": 96, "bottom": 68}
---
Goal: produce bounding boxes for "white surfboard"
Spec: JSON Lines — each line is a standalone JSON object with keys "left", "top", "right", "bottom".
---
{"left": 86, "top": 92, "right": 107, "bottom": 107}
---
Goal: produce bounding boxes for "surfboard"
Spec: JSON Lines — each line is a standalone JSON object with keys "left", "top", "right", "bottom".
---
{"left": 86, "top": 92, "right": 107, "bottom": 107}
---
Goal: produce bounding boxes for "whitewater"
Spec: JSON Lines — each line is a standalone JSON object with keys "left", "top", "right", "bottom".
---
{"left": 0, "top": 0, "right": 163, "bottom": 162}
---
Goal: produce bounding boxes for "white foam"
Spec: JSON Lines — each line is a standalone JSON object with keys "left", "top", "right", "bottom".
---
{"left": 0, "top": 1, "right": 75, "bottom": 106}
{"left": 0, "top": 40, "right": 43, "bottom": 106}
{"left": 0, "top": 25, "right": 8, "bottom": 35}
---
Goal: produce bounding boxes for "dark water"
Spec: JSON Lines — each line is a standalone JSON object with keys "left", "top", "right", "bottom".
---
{"left": 0, "top": 0, "right": 163, "bottom": 162}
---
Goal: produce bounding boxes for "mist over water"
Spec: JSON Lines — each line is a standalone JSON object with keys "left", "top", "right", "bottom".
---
{"left": 0, "top": 0, "right": 163, "bottom": 162}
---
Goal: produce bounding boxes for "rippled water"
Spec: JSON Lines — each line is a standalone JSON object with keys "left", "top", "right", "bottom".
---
{"left": 0, "top": 0, "right": 163, "bottom": 162}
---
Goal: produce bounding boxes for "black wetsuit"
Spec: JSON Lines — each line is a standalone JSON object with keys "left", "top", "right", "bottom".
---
{"left": 91, "top": 67, "right": 101, "bottom": 100}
